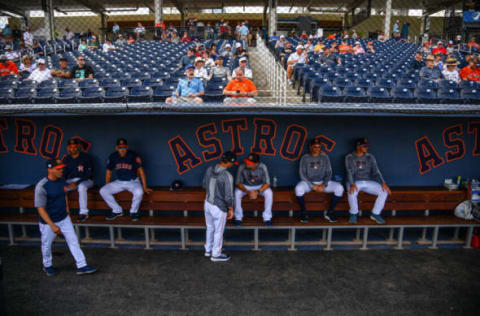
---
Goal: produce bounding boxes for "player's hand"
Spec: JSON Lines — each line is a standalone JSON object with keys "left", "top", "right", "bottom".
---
{"left": 187, "top": 93, "right": 195, "bottom": 97}
{"left": 50, "top": 224, "right": 61, "bottom": 235}
{"left": 227, "top": 207, "right": 234, "bottom": 220}
{"left": 248, "top": 190, "right": 258, "bottom": 200}
{"left": 314, "top": 184, "right": 325, "bottom": 192}
{"left": 144, "top": 187, "right": 153, "bottom": 194}
{"left": 349, "top": 184, "right": 358, "bottom": 195}
{"left": 382, "top": 183, "right": 391, "bottom": 195}
{"left": 68, "top": 182, "right": 78, "bottom": 191}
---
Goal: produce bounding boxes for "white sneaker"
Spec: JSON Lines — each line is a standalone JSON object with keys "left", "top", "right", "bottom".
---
{"left": 204, "top": 251, "right": 211, "bottom": 257}
{"left": 210, "top": 253, "right": 231, "bottom": 262}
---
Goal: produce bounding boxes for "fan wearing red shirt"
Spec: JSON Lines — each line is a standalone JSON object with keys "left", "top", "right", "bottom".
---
{"left": 431, "top": 42, "right": 447, "bottom": 55}
{"left": 460, "top": 57, "right": 480, "bottom": 82}
{"left": 0, "top": 55, "right": 18, "bottom": 76}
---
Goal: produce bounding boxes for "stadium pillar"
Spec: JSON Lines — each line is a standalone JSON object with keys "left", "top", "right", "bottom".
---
{"left": 100, "top": 13, "right": 107, "bottom": 42}
{"left": 180, "top": 11, "right": 185, "bottom": 27}
{"left": 384, "top": 0, "right": 392, "bottom": 40}
{"left": 268, "top": 0, "right": 277, "bottom": 36}
{"left": 43, "top": 0, "right": 55, "bottom": 41}
{"left": 154, "top": 0, "right": 163, "bottom": 24}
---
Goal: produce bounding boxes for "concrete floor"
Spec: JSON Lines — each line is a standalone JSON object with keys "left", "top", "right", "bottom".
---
{"left": 1, "top": 246, "right": 480, "bottom": 316}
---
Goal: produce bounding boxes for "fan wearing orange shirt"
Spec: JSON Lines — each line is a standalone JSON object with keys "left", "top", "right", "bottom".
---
{"left": 460, "top": 57, "right": 480, "bottom": 82}
{"left": 223, "top": 68, "right": 258, "bottom": 104}
{"left": 467, "top": 37, "right": 479, "bottom": 50}
{"left": 338, "top": 40, "right": 352, "bottom": 54}
{"left": 0, "top": 54, "right": 18, "bottom": 76}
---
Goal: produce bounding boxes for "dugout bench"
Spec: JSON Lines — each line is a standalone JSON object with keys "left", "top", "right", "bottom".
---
{"left": 0, "top": 186, "right": 478, "bottom": 250}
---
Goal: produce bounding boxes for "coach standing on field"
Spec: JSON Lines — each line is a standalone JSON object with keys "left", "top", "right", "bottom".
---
{"left": 345, "top": 138, "right": 391, "bottom": 224}
{"left": 34, "top": 158, "right": 96, "bottom": 276}
{"left": 202, "top": 151, "right": 237, "bottom": 262}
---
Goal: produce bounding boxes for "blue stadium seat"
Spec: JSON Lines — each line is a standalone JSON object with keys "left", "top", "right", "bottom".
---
{"left": 414, "top": 87, "right": 439, "bottom": 104}
{"left": 34, "top": 87, "right": 58, "bottom": 104}
{"left": 0, "top": 80, "right": 17, "bottom": 89}
{"left": 439, "top": 80, "right": 459, "bottom": 91}
{"left": 121, "top": 78, "right": 142, "bottom": 89}
{"left": 104, "top": 86, "right": 128, "bottom": 103}
{"left": 12, "top": 87, "right": 36, "bottom": 104}
{"left": 0, "top": 87, "right": 14, "bottom": 104}
{"left": 57, "top": 80, "right": 78, "bottom": 90}
{"left": 344, "top": 86, "right": 369, "bottom": 103}
{"left": 333, "top": 77, "right": 352, "bottom": 89}
{"left": 78, "top": 86, "right": 104, "bottom": 103}
{"left": 363, "top": 73, "right": 379, "bottom": 81}
{"left": 131, "top": 72, "right": 152, "bottom": 81}
{"left": 438, "top": 89, "right": 463, "bottom": 104}
{"left": 308, "top": 78, "right": 330, "bottom": 102}
{"left": 461, "top": 88, "right": 480, "bottom": 104}
{"left": 318, "top": 85, "right": 343, "bottom": 103}
{"left": 459, "top": 80, "right": 479, "bottom": 90}
{"left": 397, "top": 79, "right": 417, "bottom": 90}
{"left": 153, "top": 85, "right": 175, "bottom": 102}
{"left": 100, "top": 78, "right": 121, "bottom": 89}
{"left": 367, "top": 87, "right": 391, "bottom": 103}
{"left": 56, "top": 87, "right": 81, "bottom": 103}
{"left": 376, "top": 78, "right": 396, "bottom": 89}
{"left": 418, "top": 79, "right": 439, "bottom": 91}
{"left": 17, "top": 80, "right": 37, "bottom": 89}
{"left": 143, "top": 78, "right": 163, "bottom": 89}
{"left": 391, "top": 87, "right": 416, "bottom": 103}
{"left": 78, "top": 79, "right": 99, "bottom": 90}
{"left": 354, "top": 78, "right": 374, "bottom": 89}
{"left": 37, "top": 80, "right": 57, "bottom": 89}
{"left": 128, "top": 86, "right": 153, "bottom": 102}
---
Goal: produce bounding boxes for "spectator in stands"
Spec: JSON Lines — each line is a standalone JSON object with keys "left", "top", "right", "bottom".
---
{"left": 0, "top": 54, "right": 18, "bottom": 76}
{"left": 112, "top": 23, "right": 120, "bottom": 40}
{"left": 447, "top": 41, "right": 455, "bottom": 55}
{"left": 179, "top": 47, "right": 196, "bottom": 68}
{"left": 338, "top": 40, "right": 352, "bottom": 54}
{"left": 280, "top": 42, "right": 294, "bottom": 67}
{"left": 127, "top": 34, "right": 136, "bottom": 44}
{"left": 102, "top": 40, "right": 115, "bottom": 53}
{"left": 234, "top": 42, "right": 249, "bottom": 57}
{"left": 467, "top": 37, "right": 479, "bottom": 50}
{"left": 51, "top": 57, "right": 70, "bottom": 78}
{"left": 330, "top": 41, "right": 338, "bottom": 53}
{"left": 410, "top": 52, "right": 424, "bottom": 70}
{"left": 420, "top": 55, "right": 442, "bottom": 81}
{"left": 222, "top": 43, "right": 233, "bottom": 57}
{"left": 377, "top": 31, "right": 386, "bottom": 42}
{"left": 209, "top": 56, "right": 231, "bottom": 81}
{"left": 235, "top": 22, "right": 241, "bottom": 41}
{"left": 87, "top": 36, "right": 99, "bottom": 50}
{"left": 319, "top": 48, "right": 341, "bottom": 66}
{"left": 300, "top": 31, "right": 308, "bottom": 40}
{"left": 287, "top": 45, "right": 308, "bottom": 85}
{"left": 209, "top": 44, "right": 219, "bottom": 58}
{"left": 458, "top": 54, "right": 472, "bottom": 69}
{"left": 434, "top": 53, "right": 443, "bottom": 70}
{"left": 171, "top": 31, "right": 180, "bottom": 44}
{"left": 275, "top": 35, "right": 286, "bottom": 49}
{"left": 327, "top": 33, "right": 336, "bottom": 40}
{"left": 232, "top": 57, "right": 252, "bottom": 79}
{"left": 393, "top": 20, "right": 400, "bottom": 36}
{"left": 366, "top": 41, "right": 375, "bottom": 53}
{"left": 460, "top": 57, "right": 480, "bottom": 82}
{"left": 4, "top": 45, "right": 19, "bottom": 63}
{"left": 353, "top": 42, "right": 365, "bottom": 55}
{"left": 69, "top": 56, "right": 94, "bottom": 81}
{"left": 23, "top": 27, "right": 33, "bottom": 48}
{"left": 351, "top": 29, "right": 358, "bottom": 40}
{"left": 166, "top": 64, "right": 204, "bottom": 104}
{"left": 442, "top": 58, "right": 461, "bottom": 83}
{"left": 2, "top": 24, "right": 11, "bottom": 37}
{"left": 32, "top": 40, "right": 44, "bottom": 57}
{"left": 194, "top": 57, "right": 209, "bottom": 82}
{"left": 135, "top": 22, "right": 146, "bottom": 40}
{"left": 204, "top": 22, "right": 214, "bottom": 40}
{"left": 432, "top": 41, "right": 447, "bottom": 56}
{"left": 65, "top": 27, "right": 75, "bottom": 41}
{"left": 27, "top": 58, "right": 52, "bottom": 83}
{"left": 115, "top": 34, "right": 126, "bottom": 45}
{"left": 314, "top": 40, "right": 324, "bottom": 53}
{"left": 239, "top": 22, "right": 249, "bottom": 44}
{"left": 181, "top": 32, "right": 191, "bottom": 43}
{"left": 19, "top": 55, "right": 36, "bottom": 76}
{"left": 305, "top": 39, "right": 314, "bottom": 53}
{"left": 78, "top": 39, "right": 88, "bottom": 52}
{"left": 223, "top": 68, "right": 258, "bottom": 105}
{"left": 202, "top": 51, "right": 215, "bottom": 69}
{"left": 401, "top": 22, "right": 410, "bottom": 40}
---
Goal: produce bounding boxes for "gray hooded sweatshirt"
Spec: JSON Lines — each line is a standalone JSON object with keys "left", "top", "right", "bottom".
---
{"left": 345, "top": 152, "right": 385, "bottom": 185}
{"left": 202, "top": 164, "right": 234, "bottom": 213}
{"left": 299, "top": 153, "right": 332, "bottom": 189}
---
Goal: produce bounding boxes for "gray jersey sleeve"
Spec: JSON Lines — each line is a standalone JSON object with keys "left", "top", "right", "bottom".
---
{"left": 369, "top": 154, "right": 385, "bottom": 183}
{"left": 260, "top": 163, "right": 271, "bottom": 185}
{"left": 202, "top": 167, "right": 211, "bottom": 190}
{"left": 299, "top": 155, "right": 313, "bottom": 189}
{"left": 345, "top": 154, "right": 354, "bottom": 185}
{"left": 34, "top": 178, "right": 48, "bottom": 208}
{"left": 224, "top": 171, "right": 234, "bottom": 207}
{"left": 323, "top": 154, "right": 333, "bottom": 184}
{"left": 235, "top": 164, "right": 245, "bottom": 186}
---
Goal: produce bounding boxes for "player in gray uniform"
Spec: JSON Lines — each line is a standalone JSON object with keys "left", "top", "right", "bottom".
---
{"left": 295, "top": 138, "right": 344, "bottom": 223}
{"left": 202, "top": 151, "right": 237, "bottom": 262}
{"left": 234, "top": 153, "right": 273, "bottom": 226}
{"left": 345, "top": 138, "right": 391, "bottom": 224}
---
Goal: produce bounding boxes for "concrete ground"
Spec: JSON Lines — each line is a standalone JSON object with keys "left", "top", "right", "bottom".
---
{"left": 1, "top": 246, "right": 479, "bottom": 316}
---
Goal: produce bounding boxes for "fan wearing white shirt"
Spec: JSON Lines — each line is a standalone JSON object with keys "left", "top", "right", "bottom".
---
{"left": 103, "top": 40, "right": 116, "bottom": 53}
{"left": 27, "top": 59, "right": 52, "bottom": 83}
{"left": 287, "top": 45, "right": 308, "bottom": 85}
{"left": 441, "top": 58, "right": 461, "bottom": 83}
{"left": 23, "top": 27, "right": 34, "bottom": 47}
{"left": 232, "top": 57, "right": 253, "bottom": 79}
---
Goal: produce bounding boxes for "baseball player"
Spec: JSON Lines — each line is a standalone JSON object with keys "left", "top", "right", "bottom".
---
{"left": 63, "top": 138, "right": 94, "bottom": 222}
{"left": 34, "top": 158, "right": 96, "bottom": 276}
{"left": 345, "top": 138, "right": 391, "bottom": 224}
{"left": 234, "top": 153, "right": 273, "bottom": 226}
{"left": 202, "top": 151, "right": 237, "bottom": 262}
{"left": 99, "top": 138, "right": 152, "bottom": 221}
{"left": 295, "top": 138, "right": 344, "bottom": 223}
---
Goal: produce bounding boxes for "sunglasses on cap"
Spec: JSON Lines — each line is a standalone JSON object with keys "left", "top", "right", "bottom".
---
{"left": 117, "top": 145, "right": 128, "bottom": 149}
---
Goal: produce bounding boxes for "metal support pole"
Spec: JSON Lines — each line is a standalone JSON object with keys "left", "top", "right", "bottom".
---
{"left": 253, "top": 228, "right": 260, "bottom": 251}
{"left": 109, "top": 226, "right": 116, "bottom": 248}
{"left": 429, "top": 226, "right": 439, "bottom": 249}
{"left": 322, "top": 228, "right": 326, "bottom": 241}
{"left": 394, "top": 227, "right": 404, "bottom": 250}
{"left": 180, "top": 228, "right": 186, "bottom": 250}
{"left": 20, "top": 207, "right": 27, "bottom": 238}
{"left": 100, "top": 13, "right": 107, "bottom": 42}
{"left": 464, "top": 226, "right": 474, "bottom": 249}
{"left": 151, "top": 228, "right": 156, "bottom": 241}
{"left": 388, "top": 228, "right": 394, "bottom": 241}
{"left": 289, "top": 228, "right": 296, "bottom": 251}
{"left": 354, "top": 228, "right": 361, "bottom": 242}
{"left": 154, "top": 0, "right": 163, "bottom": 24}
{"left": 452, "top": 227, "right": 460, "bottom": 240}
{"left": 117, "top": 227, "right": 123, "bottom": 240}
{"left": 144, "top": 227, "right": 151, "bottom": 250}
{"left": 384, "top": 0, "right": 392, "bottom": 40}
{"left": 325, "top": 227, "right": 333, "bottom": 251}
{"left": 268, "top": 0, "right": 277, "bottom": 36}
{"left": 360, "top": 227, "right": 369, "bottom": 250}
{"left": 44, "top": 0, "right": 55, "bottom": 41}
{"left": 85, "top": 227, "right": 91, "bottom": 240}
{"left": 8, "top": 224, "right": 14, "bottom": 245}
{"left": 75, "top": 225, "right": 81, "bottom": 244}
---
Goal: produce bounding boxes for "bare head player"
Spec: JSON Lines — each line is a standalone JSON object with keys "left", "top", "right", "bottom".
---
{"left": 345, "top": 138, "right": 391, "bottom": 224}
{"left": 99, "top": 138, "right": 152, "bottom": 221}
{"left": 34, "top": 158, "right": 96, "bottom": 276}
{"left": 202, "top": 151, "right": 237, "bottom": 262}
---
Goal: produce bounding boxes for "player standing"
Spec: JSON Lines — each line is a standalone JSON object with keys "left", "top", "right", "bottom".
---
{"left": 63, "top": 138, "right": 94, "bottom": 222}
{"left": 203, "top": 151, "right": 237, "bottom": 262}
{"left": 234, "top": 153, "right": 273, "bottom": 226}
{"left": 34, "top": 158, "right": 96, "bottom": 276}
{"left": 100, "top": 138, "right": 152, "bottom": 221}
{"left": 295, "top": 138, "right": 344, "bottom": 223}
{"left": 345, "top": 138, "right": 391, "bottom": 224}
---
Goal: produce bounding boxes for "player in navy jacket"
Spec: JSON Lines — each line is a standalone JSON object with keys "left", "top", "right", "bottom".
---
{"left": 99, "top": 138, "right": 152, "bottom": 221}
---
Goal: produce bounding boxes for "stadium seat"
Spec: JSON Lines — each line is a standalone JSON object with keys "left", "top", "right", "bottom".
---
{"left": 376, "top": 78, "right": 396, "bottom": 89}
{"left": 0, "top": 80, "right": 17, "bottom": 89}
{"left": 121, "top": 78, "right": 142, "bottom": 89}
{"left": 333, "top": 77, "right": 352, "bottom": 89}
{"left": 318, "top": 85, "right": 343, "bottom": 103}
{"left": 308, "top": 78, "right": 330, "bottom": 103}
{"left": 100, "top": 78, "right": 121, "bottom": 89}
{"left": 34, "top": 88, "right": 58, "bottom": 104}
{"left": 57, "top": 80, "right": 78, "bottom": 90}
{"left": 78, "top": 86, "right": 104, "bottom": 103}
{"left": 367, "top": 87, "right": 391, "bottom": 103}
{"left": 397, "top": 79, "right": 417, "bottom": 90}
{"left": 0, "top": 88, "right": 14, "bottom": 104}
{"left": 153, "top": 85, "right": 175, "bottom": 102}
{"left": 418, "top": 79, "right": 439, "bottom": 91}
{"left": 344, "top": 86, "right": 369, "bottom": 103}
{"left": 104, "top": 86, "right": 128, "bottom": 103}
{"left": 37, "top": 80, "right": 57, "bottom": 89}
{"left": 461, "top": 88, "right": 480, "bottom": 104}
{"left": 128, "top": 86, "right": 153, "bottom": 102}
{"left": 17, "top": 80, "right": 37, "bottom": 89}
{"left": 391, "top": 87, "right": 416, "bottom": 103}
{"left": 459, "top": 80, "right": 479, "bottom": 90}
{"left": 438, "top": 89, "right": 463, "bottom": 104}
{"left": 439, "top": 80, "right": 459, "bottom": 91}
{"left": 56, "top": 87, "right": 81, "bottom": 103}
{"left": 78, "top": 79, "right": 99, "bottom": 90}
{"left": 414, "top": 87, "right": 439, "bottom": 104}
{"left": 131, "top": 72, "right": 152, "bottom": 81}
{"left": 143, "top": 78, "right": 163, "bottom": 89}
{"left": 354, "top": 78, "right": 374, "bottom": 89}
{"left": 12, "top": 87, "right": 36, "bottom": 104}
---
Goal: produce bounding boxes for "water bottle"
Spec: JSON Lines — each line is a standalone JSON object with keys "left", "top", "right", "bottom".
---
{"left": 272, "top": 176, "right": 278, "bottom": 188}
{"left": 172, "top": 91, "right": 177, "bottom": 104}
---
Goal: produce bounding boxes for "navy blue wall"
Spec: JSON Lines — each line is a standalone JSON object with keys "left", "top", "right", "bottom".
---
{"left": 0, "top": 115, "right": 478, "bottom": 187}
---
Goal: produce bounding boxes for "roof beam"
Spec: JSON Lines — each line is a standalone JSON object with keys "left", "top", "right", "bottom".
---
{"left": 422, "top": 0, "right": 462, "bottom": 16}
{"left": 73, "top": 0, "right": 105, "bottom": 14}
{"left": 0, "top": 1, "right": 27, "bottom": 19}
{"left": 170, "top": 0, "right": 184, "bottom": 13}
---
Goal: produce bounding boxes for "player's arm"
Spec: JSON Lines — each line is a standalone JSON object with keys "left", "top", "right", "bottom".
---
{"left": 235, "top": 165, "right": 249, "bottom": 193}
{"left": 370, "top": 155, "right": 390, "bottom": 194}
{"left": 65, "top": 195, "right": 70, "bottom": 215}
{"left": 37, "top": 207, "right": 61, "bottom": 234}
{"left": 224, "top": 173, "right": 235, "bottom": 219}
{"left": 299, "top": 156, "right": 314, "bottom": 189}
{"left": 35, "top": 185, "right": 61, "bottom": 234}
{"left": 345, "top": 155, "right": 357, "bottom": 194}
{"left": 259, "top": 164, "right": 270, "bottom": 193}
{"left": 322, "top": 155, "right": 332, "bottom": 185}
{"left": 105, "top": 169, "right": 112, "bottom": 184}
{"left": 137, "top": 167, "right": 152, "bottom": 194}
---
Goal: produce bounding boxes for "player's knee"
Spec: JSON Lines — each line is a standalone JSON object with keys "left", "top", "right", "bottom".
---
{"left": 264, "top": 188, "right": 273, "bottom": 197}
{"left": 99, "top": 186, "right": 108, "bottom": 197}
{"left": 78, "top": 183, "right": 88, "bottom": 192}
{"left": 294, "top": 184, "right": 304, "bottom": 197}
{"left": 378, "top": 190, "right": 388, "bottom": 199}
{"left": 335, "top": 184, "right": 344, "bottom": 197}
{"left": 133, "top": 187, "right": 144, "bottom": 197}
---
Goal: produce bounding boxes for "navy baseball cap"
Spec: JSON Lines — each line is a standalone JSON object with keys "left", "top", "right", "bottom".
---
{"left": 244, "top": 153, "right": 259, "bottom": 165}
{"left": 310, "top": 138, "right": 322, "bottom": 146}
{"left": 67, "top": 138, "right": 79, "bottom": 146}
{"left": 117, "top": 138, "right": 128, "bottom": 146}
{"left": 46, "top": 158, "right": 66, "bottom": 169}
{"left": 184, "top": 64, "right": 194, "bottom": 70}
{"left": 355, "top": 138, "right": 370, "bottom": 147}
{"left": 222, "top": 151, "right": 238, "bottom": 165}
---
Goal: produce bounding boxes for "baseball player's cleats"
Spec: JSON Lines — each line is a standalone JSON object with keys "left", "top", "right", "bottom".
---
{"left": 77, "top": 214, "right": 89, "bottom": 222}
{"left": 264, "top": 220, "right": 272, "bottom": 226}
{"left": 324, "top": 212, "right": 337, "bottom": 223}
{"left": 76, "top": 266, "right": 97, "bottom": 275}
{"left": 204, "top": 251, "right": 211, "bottom": 257}
{"left": 131, "top": 213, "right": 140, "bottom": 221}
{"left": 370, "top": 214, "right": 386, "bottom": 224}
{"left": 210, "top": 253, "right": 231, "bottom": 262}
{"left": 106, "top": 212, "right": 123, "bottom": 220}
{"left": 349, "top": 214, "right": 358, "bottom": 224}
{"left": 43, "top": 266, "right": 56, "bottom": 276}
{"left": 234, "top": 220, "right": 242, "bottom": 226}
{"left": 300, "top": 215, "right": 309, "bottom": 223}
